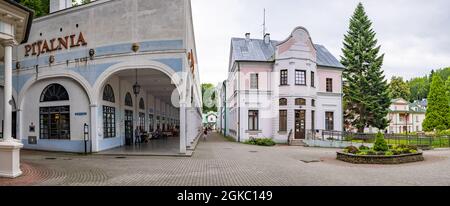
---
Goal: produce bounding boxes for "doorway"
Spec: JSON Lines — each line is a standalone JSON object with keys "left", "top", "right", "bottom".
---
{"left": 124, "top": 110, "right": 133, "bottom": 146}
{"left": 295, "top": 110, "right": 306, "bottom": 139}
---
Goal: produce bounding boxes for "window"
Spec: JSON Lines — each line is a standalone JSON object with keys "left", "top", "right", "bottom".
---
{"left": 139, "top": 98, "right": 145, "bottom": 110}
{"left": 250, "top": 73, "right": 259, "bottom": 89}
{"left": 326, "top": 78, "right": 333, "bottom": 93}
{"left": 103, "top": 84, "right": 115, "bottom": 103}
{"left": 295, "top": 98, "right": 306, "bottom": 106}
{"left": 279, "top": 110, "right": 287, "bottom": 132}
{"left": 156, "top": 116, "right": 160, "bottom": 130}
{"left": 149, "top": 114, "right": 154, "bottom": 132}
{"left": 40, "top": 106, "right": 70, "bottom": 140}
{"left": 125, "top": 93, "right": 133, "bottom": 107}
{"left": 295, "top": 70, "right": 306, "bottom": 85}
{"left": 40, "top": 84, "right": 69, "bottom": 102}
{"left": 139, "top": 112, "right": 145, "bottom": 130}
{"left": 280, "top": 70, "right": 288, "bottom": 85}
{"left": 312, "top": 99, "right": 316, "bottom": 107}
{"left": 279, "top": 98, "right": 288, "bottom": 106}
{"left": 325, "top": 112, "right": 334, "bottom": 131}
{"left": 311, "top": 71, "right": 315, "bottom": 87}
{"left": 312, "top": 111, "right": 315, "bottom": 130}
{"left": 103, "top": 106, "right": 116, "bottom": 138}
{"left": 248, "top": 110, "right": 259, "bottom": 131}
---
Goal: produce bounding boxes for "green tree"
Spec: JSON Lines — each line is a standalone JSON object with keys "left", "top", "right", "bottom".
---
{"left": 423, "top": 75, "right": 450, "bottom": 131}
{"left": 408, "top": 76, "right": 429, "bottom": 102}
{"left": 389, "top": 76, "right": 411, "bottom": 100}
{"left": 18, "top": 0, "right": 50, "bottom": 18}
{"left": 201, "top": 83, "right": 217, "bottom": 113}
{"left": 341, "top": 3, "right": 390, "bottom": 132}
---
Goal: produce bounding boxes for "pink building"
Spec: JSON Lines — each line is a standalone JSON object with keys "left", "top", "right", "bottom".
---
{"left": 219, "top": 27, "right": 344, "bottom": 144}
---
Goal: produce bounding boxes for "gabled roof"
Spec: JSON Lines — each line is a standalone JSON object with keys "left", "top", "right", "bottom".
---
{"left": 230, "top": 37, "right": 345, "bottom": 69}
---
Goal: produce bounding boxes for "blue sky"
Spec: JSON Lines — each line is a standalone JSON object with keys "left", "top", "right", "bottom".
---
{"left": 191, "top": 0, "right": 450, "bottom": 85}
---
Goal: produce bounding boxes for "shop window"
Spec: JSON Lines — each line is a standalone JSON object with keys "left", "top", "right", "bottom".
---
{"left": 103, "top": 106, "right": 116, "bottom": 138}
{"left": 40, "top": 106, "right": 70, "bottom": 140}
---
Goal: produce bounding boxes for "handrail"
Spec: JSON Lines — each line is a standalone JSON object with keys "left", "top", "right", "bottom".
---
{"left": 287, "top": 129, "right": 293, "bottom": 145}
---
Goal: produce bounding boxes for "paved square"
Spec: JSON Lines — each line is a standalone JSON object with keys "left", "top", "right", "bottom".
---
{"left": 1, "top": 133, "right": 450, "bottom": 186}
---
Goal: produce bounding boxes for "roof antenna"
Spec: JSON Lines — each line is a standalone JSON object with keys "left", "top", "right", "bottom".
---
{"left": 262, "top": 8, "right": 267, "bottom": 37}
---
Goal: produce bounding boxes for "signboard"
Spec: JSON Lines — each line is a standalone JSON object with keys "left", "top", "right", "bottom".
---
{"left": 75, "top": 112, "right": 88, "bottom": 116}
{"left": 24, "top": 32, "right": 88, "bottom": 57}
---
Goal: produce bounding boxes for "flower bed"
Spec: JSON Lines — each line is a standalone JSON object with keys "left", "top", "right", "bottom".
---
{"left": 337, "top": 133, "right": 425, "bottom": 164}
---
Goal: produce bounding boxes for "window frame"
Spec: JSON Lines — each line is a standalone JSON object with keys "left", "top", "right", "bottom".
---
{"left": 279, "top": 98, "right": 288, "bottom": 106}
{"left": 311, "top": 71, "right": 315, "bottom": 87}
{"left": 279, "top": 110, "right": 287, "bottom": 132}
{"left": 39, "top": 106, "right": 71, "bottom": 140}
{"left": 295, "top": 70, "right": 307, "bottom": 86}
{"left": 250, "top": 73, "right": 259, "bottom": 89}
{"left": 280, "top": 70, "right": 288, "bottom": 86}
{"left": 326, "top": 78, "right": 333, "bottom": 93}
{"left": 325, "top": 112, "right": 334, "bottom": 131}
{"left": 103, "top": 106, "right": 116, "bottom": 138}
{"left": 248, "top": 110, "right": 259, "bottom": 131}
{"left": 295, "top": 98, "right": 306, "bottom": 106}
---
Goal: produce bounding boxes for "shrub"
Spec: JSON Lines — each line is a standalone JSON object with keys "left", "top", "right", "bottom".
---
{"left": 359, "top": 145, "right": 370, "bottom": 150}
{"left": 244, "top": 138, "right": 276, "bottom": 146}
{"left": 385, "top": 151, "right": 394, "bottom": 156}
{"left": 373, "top": 133, "right": 389, "bottom": 152}
{"left": 344, "top": 146, "right": 359, "bottom": 154}
{"left": 367, "top": 150, "right": 377, "bottom": 155}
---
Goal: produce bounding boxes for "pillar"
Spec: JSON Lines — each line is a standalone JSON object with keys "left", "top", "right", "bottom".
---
{"left": 90, "top": 105, "right": 99, "bottom": 152}
{"left": 0, "top": 40, "right": 23, "bottom": 178}
{"left": 179, "top": 102, "right": 186, "bottom": 154}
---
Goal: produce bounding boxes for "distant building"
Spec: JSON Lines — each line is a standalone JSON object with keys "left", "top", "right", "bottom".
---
{"left": 364, "top": 98, "right": 426, "bottom": 134}
{"left": 203, "top": 111, "right": 217, "bottom": 130}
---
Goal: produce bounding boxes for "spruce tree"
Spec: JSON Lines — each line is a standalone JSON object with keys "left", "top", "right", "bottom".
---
{"left": 423, "top": 75, "right": 450, "bottom": 131}
{"left": 341, "top": 3, "right": 390, "bottom": 132}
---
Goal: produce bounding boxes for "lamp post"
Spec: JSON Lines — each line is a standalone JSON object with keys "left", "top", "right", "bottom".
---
{"left": 133, "top": 69, "right": 141, "bottom": 142}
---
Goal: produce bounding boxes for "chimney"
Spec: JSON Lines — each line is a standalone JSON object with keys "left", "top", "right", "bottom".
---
{"left": 50, "top": 0, "right": 73, "bottom": 13}
{"left": 264, "top": 33, "right": 270, "bottom": 44}
{"left": 245, "top": 33, "right": 251, "bottom": 41}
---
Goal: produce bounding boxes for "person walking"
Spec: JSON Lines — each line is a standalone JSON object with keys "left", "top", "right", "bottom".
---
{"left": 135, "top": 127, "right": 141, "bottom": 145}
{"left": 203, "top": 127, "right": 208, "bottom": 141}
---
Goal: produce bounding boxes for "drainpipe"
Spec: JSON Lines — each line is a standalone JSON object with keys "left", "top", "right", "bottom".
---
{"left": 224, "top": 81, "right": 227, "bottom": 137}
{"left": 237, "top": 62, "right": 241, "bottom": 142}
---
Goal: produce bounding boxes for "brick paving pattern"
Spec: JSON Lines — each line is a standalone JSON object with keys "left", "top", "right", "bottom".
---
{"left": 1, "top": 132, "right": 450, "bottom": 186}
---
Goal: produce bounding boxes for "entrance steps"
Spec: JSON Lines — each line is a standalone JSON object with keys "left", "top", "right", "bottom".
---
{"left": 289, "top": 139, "right": 306, "bottom": 146}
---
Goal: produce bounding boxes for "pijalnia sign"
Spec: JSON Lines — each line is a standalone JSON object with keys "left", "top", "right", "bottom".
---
{"left": 24, "top": 32, "right": 88, "bottom": 57}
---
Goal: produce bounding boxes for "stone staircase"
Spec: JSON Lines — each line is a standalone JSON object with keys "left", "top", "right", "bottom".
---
{"left": 289, "top": 139, "right": 307, "bottom": 146}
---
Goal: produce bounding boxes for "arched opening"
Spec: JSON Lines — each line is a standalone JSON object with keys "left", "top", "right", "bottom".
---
{"left": 95, "top": 67, "right": 182, "bottom": 155}
{"left": 39, "top": 84, "right": 70, "bottom": 140}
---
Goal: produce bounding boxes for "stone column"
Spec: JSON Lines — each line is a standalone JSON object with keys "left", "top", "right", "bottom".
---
{"left": 0, "top": 40, "right": 23, "bottom": 178}
{"left": 90, "top": 105, "right": 98, "bottom": 152}
{"left": 179, "top": 102, "right": 187, "bottom": 154}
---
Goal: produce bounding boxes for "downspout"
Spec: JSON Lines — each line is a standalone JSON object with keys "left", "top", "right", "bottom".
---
{"left": 237, "top": 62, "right": 241, "bottom": 142}
{"left": 224, "top": 81, "right": 227, "bottom": 137}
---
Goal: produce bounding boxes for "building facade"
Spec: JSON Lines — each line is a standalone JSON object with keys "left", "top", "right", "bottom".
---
{"left": 363, "top": 98, "right": 426, "bottom": 134}
{"left": 222, "top": 27, "right": 344, "bottom": 143}
{"left": 0, "top": 0, "right": 203, "bottom": 154}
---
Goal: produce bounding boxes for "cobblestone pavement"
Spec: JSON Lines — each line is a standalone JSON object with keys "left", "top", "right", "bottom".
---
{"left": 1, "top": 132, "right": 450, "bottom": 186}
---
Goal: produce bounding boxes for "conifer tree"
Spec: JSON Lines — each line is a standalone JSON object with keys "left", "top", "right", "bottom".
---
{"left": 423, "top": 75, "right": 450, "bottom": 131}
{"left": 341, "top": 3, "right": 390, "bottom": 132}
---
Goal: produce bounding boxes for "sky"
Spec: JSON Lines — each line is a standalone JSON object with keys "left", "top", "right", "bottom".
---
{"left": 191, "top": 0, "right": 450, "bottom": 85}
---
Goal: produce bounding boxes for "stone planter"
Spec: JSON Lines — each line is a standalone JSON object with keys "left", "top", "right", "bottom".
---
{"left": 337, "top": 151, "right": 424, "bottom": 165}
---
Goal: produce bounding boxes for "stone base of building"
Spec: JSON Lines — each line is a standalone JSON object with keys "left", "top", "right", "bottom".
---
{"left": 0, "top": 140, "right": 23, "bottom": 178}
{"left": 336, "top": 152, "right": 424, "bottom": 165}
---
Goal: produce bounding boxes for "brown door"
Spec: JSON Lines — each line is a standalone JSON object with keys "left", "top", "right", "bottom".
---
{"left": 295, "top": 110, "right": 306, "bottom": 139}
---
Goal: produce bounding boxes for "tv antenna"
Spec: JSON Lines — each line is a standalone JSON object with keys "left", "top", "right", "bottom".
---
{"left": 262, "top": 8, "right": 267, "bottom": 36}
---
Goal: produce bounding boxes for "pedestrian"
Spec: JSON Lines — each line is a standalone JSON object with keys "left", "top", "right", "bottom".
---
{"left": 203, "top": 128, "right": 208, "bottom": 141}
{"left": 135, "top": 127, "right": 141, "bottom": 145}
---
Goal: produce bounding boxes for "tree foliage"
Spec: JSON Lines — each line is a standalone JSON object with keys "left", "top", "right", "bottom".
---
{"left": 341, "top": 3, "right": 390, "bottom": 132}
{"left": 423, "top": 75, "right": 450, "bottom": 131}
{"left": 18, "top": 0, "right": 50, "bottom": 18}
{"left": 201, "top": 83, "right": 217, "bottom": 113}
{"left": 389, "top": 76, "right": 410, "bottom": 100}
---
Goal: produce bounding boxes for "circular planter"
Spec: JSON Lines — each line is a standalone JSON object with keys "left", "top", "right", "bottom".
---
{"left": 337, "top": 151, "right": 424, "bottom": 164}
